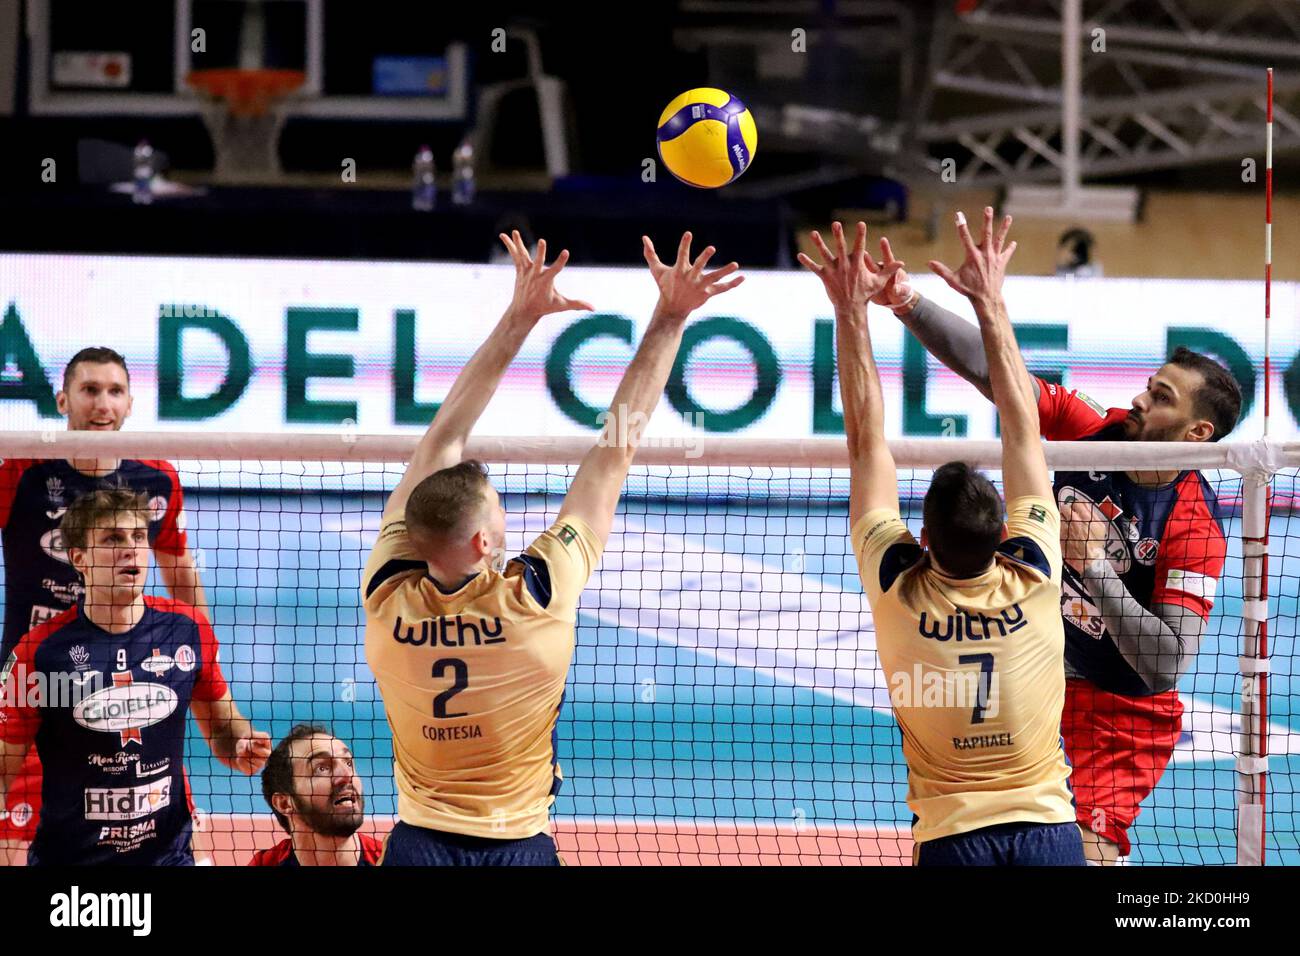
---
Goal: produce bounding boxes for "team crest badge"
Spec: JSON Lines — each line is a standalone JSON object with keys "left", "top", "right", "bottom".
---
{"left": 46, "top": 477, "right": 64, "bottom": 504}
{"left": 1135, "top": 537, "right": 1160, "bottom": 566}
{"left": 70, "top": 645, "right": 91, "bottom": 670}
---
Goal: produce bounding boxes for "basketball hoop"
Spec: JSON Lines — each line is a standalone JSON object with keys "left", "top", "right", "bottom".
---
{"left": 187, "top": 68, "right": 305, "bottom": 183}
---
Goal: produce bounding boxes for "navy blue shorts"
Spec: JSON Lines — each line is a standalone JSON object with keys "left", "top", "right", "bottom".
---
{"left": 916, "top": 821, "right": 1085, "bottom": 867}
{"left": 380, "top": 822, "right": 562, "bottom": 867}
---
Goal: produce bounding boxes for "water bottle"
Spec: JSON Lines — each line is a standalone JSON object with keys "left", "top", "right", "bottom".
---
{"left": 132, "top": 140, "right": 154, "bottom": 205}
{"left": 452, "top": 137, "right": 476, "bottom": 206}
{"left": 412, "top": 145, "right": 436, "bottom": 212}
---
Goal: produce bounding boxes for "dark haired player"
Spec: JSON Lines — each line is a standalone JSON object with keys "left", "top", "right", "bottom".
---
{"left": 878, "top": 216, "right": 1241, "bottom": 862}
{"left": 801, "top": 212, "right": 1083, "bottom": 865}
{"left": 364, "top": 230, "right": 742, "bottom": 865}
{"left": 249, "top": 725, "right": 383, "bottom": 866}
{"left": 0, "top": 489, "right": 269, "bottom": 864}
{"left": 0, "top": 348, "right": 215, "bottom": 864}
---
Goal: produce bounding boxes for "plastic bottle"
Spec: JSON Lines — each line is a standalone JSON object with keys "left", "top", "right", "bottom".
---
{"left": 412, "top": 145, "right": 436, "bottom": 212}
{"left": 132, "top": 140, "right": 154, "bottom": 205}
{"left": 451, "top": 137, "right": 475, "bottom": 205}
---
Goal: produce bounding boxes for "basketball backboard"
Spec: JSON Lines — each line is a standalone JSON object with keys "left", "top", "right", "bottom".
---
{"left": 26, "top": 0, "right": 468, "bottom": 119}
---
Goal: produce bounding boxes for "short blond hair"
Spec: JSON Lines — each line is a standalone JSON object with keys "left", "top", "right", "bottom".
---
{"left": 60, "top": 488, "right": 151, "bottom": 551}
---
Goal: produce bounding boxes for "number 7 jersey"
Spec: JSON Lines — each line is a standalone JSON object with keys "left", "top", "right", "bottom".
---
{"left": 852, "top": 496, "right": 1076, "bottom": 844}
{"left": 362, "top": 514, "right": 601, "bottom": 840}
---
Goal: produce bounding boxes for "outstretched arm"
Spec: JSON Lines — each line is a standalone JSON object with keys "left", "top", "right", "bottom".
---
{"left": 384, "top": 232, "right": 594, "bottom": 520}
{"left": 874, "top": 246, "right": 1040, "bottom": 406}
{"left": 929, "top": 208, "right": 1049, "bottom": 504}
{"left": 559, "top": 233, "right": 743, "bottom": 549}
{"left": 799, "top": 221, "right": 904, "bottom": 527}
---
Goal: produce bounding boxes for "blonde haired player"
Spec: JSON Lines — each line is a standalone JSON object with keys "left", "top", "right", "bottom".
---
{"left": 799, "top": 212, "right": 1084, "bottom": 865}
{"left": 364, "top": 230, "right": 742, "bottom": 865}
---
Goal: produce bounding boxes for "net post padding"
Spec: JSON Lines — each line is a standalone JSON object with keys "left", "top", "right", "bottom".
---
{"left": 3, "top": 432, "right": 1299, "bottom": 470}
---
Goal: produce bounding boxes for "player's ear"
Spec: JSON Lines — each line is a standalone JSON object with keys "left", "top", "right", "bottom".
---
{"left": 55, "top": 389, "right": 69, "bottom": 417}
{"left": 270, "top": 792, "right": 294, "bottom": 824}
{"left": 919, "top": 526, "right": 928, "bottom": 548}
{"left": 1001, "top": 522, "right": 1009, "bottom": 542}
{"left": 1186, "top": 417, "right": 1214, "bottom": 443}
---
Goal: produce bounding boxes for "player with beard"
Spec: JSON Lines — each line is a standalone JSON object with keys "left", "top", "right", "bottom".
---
{"left": 0, "top": 348, "right": 216, "bottom": 865}
{"left": 250, "top": 725, "right": 382, "bottom": 867}
{"left": 873, "top": 220, "right": 1242, "bottom": 862}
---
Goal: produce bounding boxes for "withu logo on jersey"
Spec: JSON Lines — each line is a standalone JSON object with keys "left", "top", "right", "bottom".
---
{"left": 919, "top": 604, "right": 1027, "bottom": 642}
{"left": 392, "top": 614, "right": 506, "bottom": 648}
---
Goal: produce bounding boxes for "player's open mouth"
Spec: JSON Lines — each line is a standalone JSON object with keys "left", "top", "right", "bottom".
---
{"left": 118, "top": 567, "right": 141, "bottom": 578}
{"left": 333, "top": 793, "right": 359, "bottom": 809}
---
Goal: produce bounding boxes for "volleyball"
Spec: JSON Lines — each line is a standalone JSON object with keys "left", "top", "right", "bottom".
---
{"left": 656, "top": 88, "right": 758, "bottom": 188}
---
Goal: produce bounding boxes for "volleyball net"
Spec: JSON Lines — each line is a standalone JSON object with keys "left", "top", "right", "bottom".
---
{"left": 1, "top": 431, "right": 1296, "bottom": 865}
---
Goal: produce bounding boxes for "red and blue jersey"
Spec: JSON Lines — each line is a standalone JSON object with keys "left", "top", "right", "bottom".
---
{"left": 0, "top": 596, "right": 226, "bottom": 865}
{"left": 1035, "top": 378, "right": 1227, "bottom": 696}
{"left": 0, "top": 458, "right": 187, "bottom": 656}
{"left": 247, "top": 833, "right": 385, "bottom": 867}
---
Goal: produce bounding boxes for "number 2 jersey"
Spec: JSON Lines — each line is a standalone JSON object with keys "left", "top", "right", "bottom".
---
{"left": 1035, "top": 378, "right": 1228, "bottom": 696}
{"left": 363, "top": 513, "right": 601, "bottom": 840}
{"left": 0, "top": 597, "right": 227, "bottom": 864}
{"left": 852, "top": 496, "right": 1076, "bottom": 844}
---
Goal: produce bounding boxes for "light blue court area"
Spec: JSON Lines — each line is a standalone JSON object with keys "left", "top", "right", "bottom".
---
{"left": 10, "top": 468, "right": 1300, "bottom": 865}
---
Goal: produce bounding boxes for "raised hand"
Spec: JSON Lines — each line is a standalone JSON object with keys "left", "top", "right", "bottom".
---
{"left": 797, "top": 221, "right": 903, "bottom": 313}
{"left": 232, "top": 730, "right": 273, "bottom": 775}
{"left": 642, "top": 231, "right": 744, "bottom": 320}
{"left": 929, "top": 206, "right": 1016, "bottom": 306}
{"left": 870, "top": 236, "right": 917, "bottom": 312}
{"left": 499, "top": 230, "right": 595, "bottom": 322}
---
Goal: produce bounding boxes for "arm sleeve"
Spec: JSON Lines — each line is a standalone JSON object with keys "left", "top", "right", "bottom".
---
{"left": 1002, "top": 496, "right": 1063, "bottom": 582}
{"left": 897, "top": 296, "right": 992, "bottom": 389}
{"left": 849, "top": 508, "right": 917, "bottom": 603}
{"left": 522, "top": 516, "right": 603, "bottom": 620}
{"left": 0, "top": 633, "right": 41, "bottom": 747}
{"left": 361, "top": 516, "right": 427, "bottom": 614}
{"left": 191, "top": 612, "right": 229, "bottom": 703}
{"left": 1035, "top": 377, "right": 1129, "bottom": 441}
{"left": 1082, "top": 559, "right": 1207, "bottom": 693}
{"left": 152, "top": 462, "right": 189, "bottom": 556}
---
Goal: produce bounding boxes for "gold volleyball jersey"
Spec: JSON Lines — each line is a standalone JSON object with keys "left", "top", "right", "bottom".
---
{"left": 852, "top": 496, "right": 1075, "bottom": 844}
{"left": 363, "top": 513, "right": 601, "bottom": 839}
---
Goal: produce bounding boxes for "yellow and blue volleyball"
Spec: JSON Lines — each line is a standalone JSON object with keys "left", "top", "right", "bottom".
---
{"left": 656, "top": 88, "right": 758, "bottom": 188}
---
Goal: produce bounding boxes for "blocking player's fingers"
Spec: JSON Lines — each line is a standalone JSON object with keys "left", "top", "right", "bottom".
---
{"left": 513, "top": 230, "right": 530, "bottom": 264}
{"left": 810, "top": 230, "right": 835, "bottom": 265}
{"left": 928, "top": 259, "right": 961, "bottom": 290}
{"left": 534, "top": 238, "right": 548, "bottom": 270}
{"left": 691, "top": 245, "right": 717, "bottom": 275}
{"left": 703, "top": 260, "right": 740, "bottom": 282}
{"left": 954, "top": 211, "right": 979, "bottom": 259}
{"left": 545, "top": 248, "right": 571, "bottom": 273}
{"left": 1003, "top": 240, "right": 1018, "bottom": 264}
{"left": 641, "top": 235, "right": 662, "bottom": 269}
{"left": 558, "top": 295, "right": 596, "bottom": 313}
{"left": 852, "top": 221, "right": 868, "bottom": 259}
{"left": 995, "top": 213, "right": 1014, "bottom": 251}
{"left": 795, "top": 251, "right": 823, "bottom": 274}
{"left": 498, "top": 232, "right": 520, "bottom": 265}
{"left": 675, "top": 230, "right": 693, "bottom": 267}
{"left": 706, "top": 275, "right": 745, "bottom": 296}
{"left": 982, "top": 206, "right": 995, "bottom": 249}
{"left": 831, "top": 220, "right": 849, "bottom": 261}
{"left": 880, "top": 236, "right": 899, "bottom": 265}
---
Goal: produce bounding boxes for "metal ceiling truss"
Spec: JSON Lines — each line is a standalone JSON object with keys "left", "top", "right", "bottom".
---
{"left": 918, "top": 0, "right": 1300, "bottom": 185}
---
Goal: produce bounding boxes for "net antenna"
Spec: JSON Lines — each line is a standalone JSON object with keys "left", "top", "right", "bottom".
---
{"left": 1236, "top": 67, "right": 1276, "bottom": 867}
